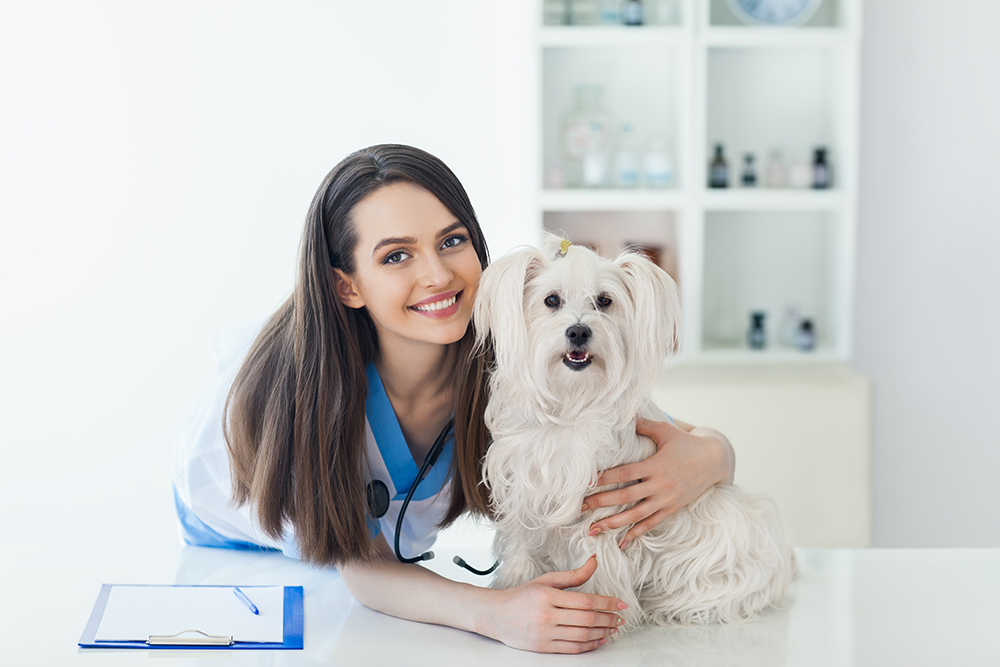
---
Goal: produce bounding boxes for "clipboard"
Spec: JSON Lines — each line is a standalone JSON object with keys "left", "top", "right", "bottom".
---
{"left": 78, "top": 584, "right": 304, "bottom": 650}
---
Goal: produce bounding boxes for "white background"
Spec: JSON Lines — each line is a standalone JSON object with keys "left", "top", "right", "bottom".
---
{"left": 0, "top": 0, "right": 997, "bottom": 548}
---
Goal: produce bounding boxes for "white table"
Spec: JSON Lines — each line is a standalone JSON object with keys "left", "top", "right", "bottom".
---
{"left": 2, "top": 541, "right": 998, "bottom": 666}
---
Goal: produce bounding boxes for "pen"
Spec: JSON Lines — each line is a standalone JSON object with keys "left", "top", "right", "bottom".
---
{"left": 233, "top": 587, "right": 259, "bottom": 615}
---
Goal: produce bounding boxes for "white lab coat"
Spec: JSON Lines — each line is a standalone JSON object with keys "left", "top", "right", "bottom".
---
{"left": 171, "top": 321, "right": 453, "bottom": 561}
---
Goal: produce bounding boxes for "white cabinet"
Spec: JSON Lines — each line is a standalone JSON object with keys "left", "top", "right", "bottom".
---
{"left": 653, "top": 364, "right": 872, "bottom": 547}
{"left": 536, "top": 0, "right": 862, "bottom": 364}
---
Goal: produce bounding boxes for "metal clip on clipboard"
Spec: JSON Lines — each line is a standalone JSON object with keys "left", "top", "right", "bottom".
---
{"left": 147, "top": 629, "right": 235, "bottom": 646}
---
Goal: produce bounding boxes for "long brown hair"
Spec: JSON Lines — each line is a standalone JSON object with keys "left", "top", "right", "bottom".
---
{"left": 224, "top": 145, "right": 492, "bottom": 566}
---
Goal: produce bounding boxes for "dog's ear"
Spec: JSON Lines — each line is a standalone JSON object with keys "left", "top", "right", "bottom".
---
{"left": 616, "top": 250, "right": 682, "bottom": 360}
{"left": 473, "top": 246, "right": 547, "bottom": 361}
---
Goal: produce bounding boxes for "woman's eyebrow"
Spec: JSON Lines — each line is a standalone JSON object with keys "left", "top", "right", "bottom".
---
{"left": 436, "top": 221, "right": 465, "bottom": 238}
{"left": 371, "top": 235, "right": 417, "bottom": 257}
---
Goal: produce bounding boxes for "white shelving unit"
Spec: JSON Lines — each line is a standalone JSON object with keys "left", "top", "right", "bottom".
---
{"left": 536, "top": 0, "right": 862, "bottom": 364}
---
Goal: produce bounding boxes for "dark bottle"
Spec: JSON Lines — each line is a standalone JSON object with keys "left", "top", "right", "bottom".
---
{"left": 741, "top": 152, "right": 757, "bottom": 187}
{"left": 709, "top": 143, "right": 729, "bottom": 188}
{"left": 796, "top": 319, "right": 816, "bottom": 351}
{"left": 748, "top": 311, "right": 766, "bottom": 350}
{"left": 622, "top": 0, "right": 644, "bottom": 25}
{"left": 812, "top": 147, "right": 831, "bottom": 189}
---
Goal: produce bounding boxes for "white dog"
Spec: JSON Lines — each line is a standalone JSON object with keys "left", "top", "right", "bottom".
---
{"left": 473, "top": 235, "right": 795, "bottom": 629}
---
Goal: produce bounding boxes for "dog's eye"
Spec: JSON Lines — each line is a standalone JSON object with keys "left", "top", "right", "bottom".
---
{"left": 544, "top": 294, "right": 561, "bottom": 309}
{"left": 596, "top": 295, "right": 613, "bottom": 310}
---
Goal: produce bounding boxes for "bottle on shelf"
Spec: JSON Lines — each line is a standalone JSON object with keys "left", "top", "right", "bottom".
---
{"left": 812, "top": 147, "right": 832, "bottom": 189}
{"left": 598, "top": 0, "right": 620, "bottom": 24}
{"left": 787, "top": 151, "right": 812, "bottom": 188}
{"left": 741, "top": 153, "right": 757, "bottom": 187}
{"left": 622, "top": 0, "right": 644, "bottom": 25}
{"left": 614, "top": 123, "right": 640, "bottom": 188}
{"left": 748, "top": 311, "right": 767, "bottom": 350}
{"left": 779, "top": 305, "right": 801, "bottom": 347}
{"left": 796, "top": 319, "right": 816, "bottom": 351}
{"left": 764, "top": 148, "right": 787, "bottom": 188}
{"left": 582, "top": 122, "right": 611, "bottom": 188}
{"left": 708, "top": 143, "right": 729, "bottom": 188}
{"left": 644, "top": 132, "right": 674, "bottom": 188}
{"left": 561, "top": 85, "right": 615, "bottom": 188}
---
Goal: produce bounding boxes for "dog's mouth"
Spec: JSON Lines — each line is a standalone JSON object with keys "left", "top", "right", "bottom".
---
{"left": 562, "top": 350, "right": 593, "bottom": 371}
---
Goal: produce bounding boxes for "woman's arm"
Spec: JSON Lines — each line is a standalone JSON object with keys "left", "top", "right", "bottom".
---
{"left": 580, "top": 416, "right": 735, "bottom": 549}
{"left": 339, "top": 535, "right": 626, "bottom": 654}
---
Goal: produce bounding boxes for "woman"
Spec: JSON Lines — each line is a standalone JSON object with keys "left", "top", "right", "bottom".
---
{"left": 172, "top": 144, "right": 735, "bottom": 654}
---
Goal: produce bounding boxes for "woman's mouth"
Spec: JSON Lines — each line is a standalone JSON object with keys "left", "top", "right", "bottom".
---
{"left": 410, "top": 291, "right": 461, "bottom": 318}
{"left": 412, "top": 295, "right": 457, "bottom": 312}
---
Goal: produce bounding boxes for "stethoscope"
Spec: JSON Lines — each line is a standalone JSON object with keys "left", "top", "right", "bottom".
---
{"left": 366, "top": 418, "right": 497, "bottom": 576}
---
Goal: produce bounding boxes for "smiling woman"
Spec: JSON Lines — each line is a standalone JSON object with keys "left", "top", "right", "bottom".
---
{"left": 174, "top": 146, "right": 493, "bottom": 566}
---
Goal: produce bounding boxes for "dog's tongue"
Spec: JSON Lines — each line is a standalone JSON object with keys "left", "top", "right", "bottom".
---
{"left": 569, "top": 351, "right": 588, "bottom": 361}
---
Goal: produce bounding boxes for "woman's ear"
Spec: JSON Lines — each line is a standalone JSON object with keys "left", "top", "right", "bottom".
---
{"left": 333, "top": 269, "right": 366, "bottom": 309}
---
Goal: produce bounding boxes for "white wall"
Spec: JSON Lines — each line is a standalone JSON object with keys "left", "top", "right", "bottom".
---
{"left": 854, "top": 0, "right": 1000, "bottom": 546}
{"left": 0, "top": 0, "right": 536, "bottom": 544}
{"left": 2, "top": 0, "right": 997, "bottom": 549}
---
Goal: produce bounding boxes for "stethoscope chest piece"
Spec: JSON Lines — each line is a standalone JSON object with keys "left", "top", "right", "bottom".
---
{"left": 366, "top": 479, "right": 390, "bottom": 519}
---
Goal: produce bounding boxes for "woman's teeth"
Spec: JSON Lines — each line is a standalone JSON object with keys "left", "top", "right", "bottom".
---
{"left": 413, "top": 295, "right": 457, "bottom": 312}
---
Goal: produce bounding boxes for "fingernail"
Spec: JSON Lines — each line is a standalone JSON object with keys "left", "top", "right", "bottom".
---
{"left": 617, "top": 602, "right": 629, "bottom": 611}
{"left": 581, "top": 502, "right": 588, "bottom": 511}
{"left": 599, "top": 638, "right": 607, "bottom": 645}
{"left": 610, "top": 627, "right": 618, "bottom": 635}
{"left": 618, "top": 538, "right": 629, "bottom": 550}
{"left": 589, "top": 526, "right": 601, "bottom": 537}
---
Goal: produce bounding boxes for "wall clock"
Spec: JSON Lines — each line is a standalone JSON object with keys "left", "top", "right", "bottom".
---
{"left": 725, "top": 0, "right": 824, "bottom": 26}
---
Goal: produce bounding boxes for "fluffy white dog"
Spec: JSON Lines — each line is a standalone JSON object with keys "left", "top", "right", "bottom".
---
{"left": 473, "top": 235, "right": 795, "bottom": 629}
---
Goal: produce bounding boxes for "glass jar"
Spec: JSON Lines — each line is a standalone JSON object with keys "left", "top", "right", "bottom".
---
{"left": 561, "top": 86, "right": 615, "bottom": 188}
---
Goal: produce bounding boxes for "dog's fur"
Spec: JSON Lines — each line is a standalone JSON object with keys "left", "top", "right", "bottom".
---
{"left": 473, "top": 235, "right": 795, "bottom": 629}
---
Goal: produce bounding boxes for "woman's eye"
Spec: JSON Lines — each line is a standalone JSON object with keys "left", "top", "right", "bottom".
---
{"left": 383, "top": 250, "right": 409, "bottom": 265}
{"left": 544, "top": 294, "right": 561, "bottom": 309}
{"left": 597, "top": 295, "right": 613, "bottom": 309}
{"left": 441, "top": 234, "right": 468, "bottom": 250}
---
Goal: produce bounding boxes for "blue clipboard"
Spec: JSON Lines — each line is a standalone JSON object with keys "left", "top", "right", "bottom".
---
{"left": 78, "top": 584, "right": 303, "bottom": 650}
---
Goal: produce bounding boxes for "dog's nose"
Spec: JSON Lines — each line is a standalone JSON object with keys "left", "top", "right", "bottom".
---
{"left": 565, "top": 324, "right": 591, "bottom": 347}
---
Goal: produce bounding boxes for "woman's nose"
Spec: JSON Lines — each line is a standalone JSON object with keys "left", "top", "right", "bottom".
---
{"left": 419, "top": 253, "right": 453, "bottom": 288}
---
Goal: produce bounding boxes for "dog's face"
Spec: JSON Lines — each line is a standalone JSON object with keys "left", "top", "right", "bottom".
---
{"left": 475, "top": 235, "right": 681, "bottom": 418}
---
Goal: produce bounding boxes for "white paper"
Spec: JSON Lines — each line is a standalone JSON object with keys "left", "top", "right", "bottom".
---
{"left": 95, "top": 585, "right": 285, "bottom": 643}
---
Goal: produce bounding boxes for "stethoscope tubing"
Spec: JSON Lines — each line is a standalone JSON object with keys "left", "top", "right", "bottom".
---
{"left": 392, "top": 418, "right": 498, "bottom": 576}
{"left": 393, "top": 419, "right": 453, "bottom": 564}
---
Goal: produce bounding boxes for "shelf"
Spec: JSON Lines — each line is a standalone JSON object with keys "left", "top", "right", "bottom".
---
{"left": 541, "top": 189, "right": 685, "bottom": 211}
{"left": 540, "top": 189, "right": 847, "bottom": 212}
{"left": 702, "top": 189, "right": 847, "bottom": 211}
{"left": 538, "top": 26, "right": 688, "bottom": 47}
{"left": 679, "top": 347, "right": 843, "bottom": 365}
{"left": 703, "top": 27, "right": 857, "bottom": 48}
{"left": 535, "top": 1, "right": 861, "bottom": 366}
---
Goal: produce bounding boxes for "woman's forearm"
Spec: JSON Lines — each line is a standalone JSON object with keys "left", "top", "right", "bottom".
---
{"left": 339, "top": 554, "right": 493, "bottom": 635}
{"left": 690, "top": 426, "right": 735, "bottom": 485}
{"left": 339, "top": 540, "right": 625, "bottom": 654}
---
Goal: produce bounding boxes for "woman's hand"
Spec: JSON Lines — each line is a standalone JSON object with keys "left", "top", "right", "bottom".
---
{"left": 581, "top": 417, "right": 735, "bottom": 549}
{"left": 481, "top": 554, "right": 626, "bottom": 654}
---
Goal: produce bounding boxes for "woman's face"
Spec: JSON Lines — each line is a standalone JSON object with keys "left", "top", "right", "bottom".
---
{"left": 335, "top": 180, "right": 482, "bottom": 351}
